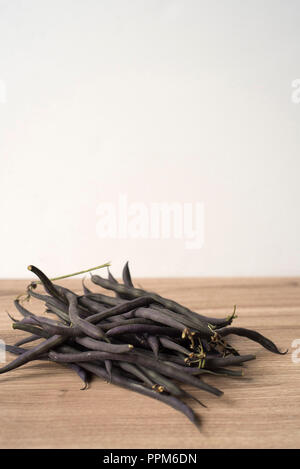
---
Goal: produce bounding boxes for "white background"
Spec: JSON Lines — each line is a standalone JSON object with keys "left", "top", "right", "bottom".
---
{"left": 0, "top": 0, "right": 299, "bottom": 278}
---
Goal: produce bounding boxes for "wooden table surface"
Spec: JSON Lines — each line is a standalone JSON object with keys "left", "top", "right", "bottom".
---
{"left": 0, "top": 277, "right": 299, "bottom": 449}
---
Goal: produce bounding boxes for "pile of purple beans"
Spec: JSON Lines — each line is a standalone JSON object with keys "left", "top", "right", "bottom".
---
{"left": 1, "top": 263, "right": 286, "bottom": 429}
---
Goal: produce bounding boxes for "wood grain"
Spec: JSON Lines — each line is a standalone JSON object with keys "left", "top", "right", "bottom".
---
{"left": 0, "top": 278, "right": 299, "bottom": 449}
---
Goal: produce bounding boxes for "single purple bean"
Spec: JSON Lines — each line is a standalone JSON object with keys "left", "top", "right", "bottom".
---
{"left": 14, "top": 334, "right": 41, "bottom": 347}
{"left": 75, "top": 336, "right": 134, "bottom": 353}
{"left": 159, "top": 336, "right": 191, "bottom": 356}
{"left": 204, "top": 354, "right": 256, "bottom": 368}
{"left": 14, "top": 299, "right": 35, "bottom": 318}
{"left": 122, "top": 262, "right": 134, "bottom": 288}
{"left": 147, "top": 335, "right": 160, "bottom": 358}
{"left": 118, "top": 362, "right": 155, "bottom": 387}
{"left": 0, "top": 334, "right": 65, "bottom": 374}
{"left": 28, "top": 265, "right": 66, "bottom": 303}
{"left": 133, "top": 308, "right": 189, "bottom": 334}
{"left": 216, "top": 327, "right": 287, "bottom": 355}
{"left": 105, "top": 359, "right": 112, "bottom": 381}
{"left": 66, "top": 291, "right": 107, "bottom": 341}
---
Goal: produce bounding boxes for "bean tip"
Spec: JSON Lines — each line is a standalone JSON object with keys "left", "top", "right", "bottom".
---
{"left": 27, "top": 265, "right": 33, "bottom": 271}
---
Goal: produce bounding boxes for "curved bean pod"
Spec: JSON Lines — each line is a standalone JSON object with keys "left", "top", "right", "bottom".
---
{"left": 216, "top": 327, "right": 287, "bottom": 355}
{"left": 14, "top": 334, "right": 42, "bottom": 347}
{"left": 66, "top": 292, "right": 107, "bottom": 341}
{"left": 122, "top": 262, "right": 134, "bottom": 288}
{"left": 28, "top": 265, "right": 66, "bottom": 303}
{"left": 204, "top": 354, "right": 256, "bottom": 368}
{"left": 0, "top": 334, "right": 64, "bottom": 374}
{"left": 14, "top": 300, "right": 35, "bottom": 318}
{"left": 78, "top": 296, "right": 153, "bottom": 324}
{"left": 147, "top": 335, "right": 160, "bottom": 358}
